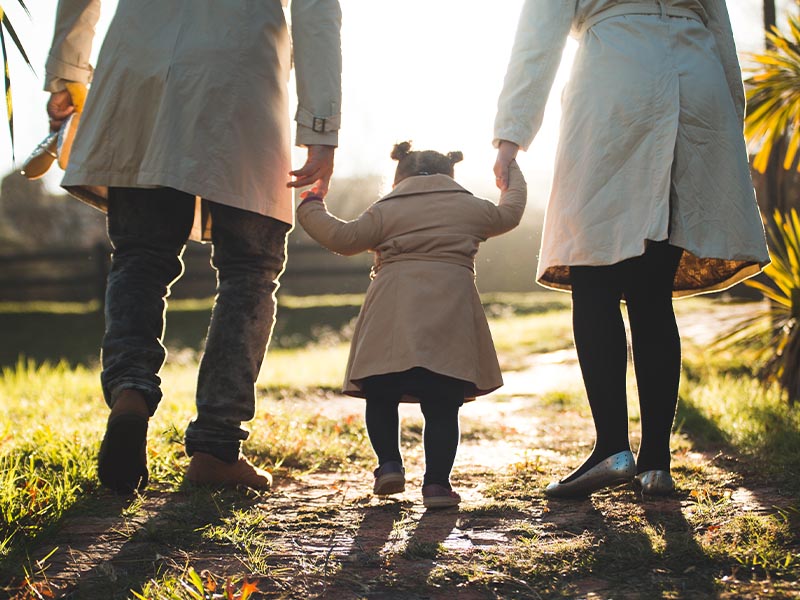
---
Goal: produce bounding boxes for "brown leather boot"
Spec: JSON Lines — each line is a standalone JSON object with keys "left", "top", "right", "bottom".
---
{"left": 185, "top": 452, "right": 273, "bottom": 490}
{"left": 98, "top": 390, "right": 150, "bottom": 494}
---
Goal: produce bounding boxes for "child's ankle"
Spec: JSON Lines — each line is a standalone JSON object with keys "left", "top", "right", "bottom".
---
{"left": 423, "top": 480, "right": 451, "bottom": 490}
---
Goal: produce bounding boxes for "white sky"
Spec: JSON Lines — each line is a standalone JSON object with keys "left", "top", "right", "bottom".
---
{"left": 0, "top": 0, "right": 794, "bottom": 202}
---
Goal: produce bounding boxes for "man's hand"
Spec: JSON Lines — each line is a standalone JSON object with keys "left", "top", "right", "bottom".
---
{"left": 493, "top": 140, "right": 519, "bottom": 191}
{"left": 47, "top": 90, "right": 75, "bottom": 132}
{"left": 288, "top": 145, "right": 335, "bottom": 196}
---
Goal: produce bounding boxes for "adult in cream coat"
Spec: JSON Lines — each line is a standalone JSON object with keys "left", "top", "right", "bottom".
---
{"left": 493, "top": 0, "right": 769, "bottom": 497}
{"left": 44, "top": 0, "right": 342, "bottom": 492}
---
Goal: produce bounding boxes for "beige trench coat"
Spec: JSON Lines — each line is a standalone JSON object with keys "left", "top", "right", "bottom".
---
{"left": 494, "top": 0, "right": 769, "bottom": 297}
{"left": 46, "top": 0, "right": 342, "bottom": 240}
{"left": 297, "top": 163, "right": 528, "bottom": 399}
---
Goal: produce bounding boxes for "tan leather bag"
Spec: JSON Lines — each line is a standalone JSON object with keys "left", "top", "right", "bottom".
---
{"left": 22, "top": 82, "right": 87, "bottom": 179}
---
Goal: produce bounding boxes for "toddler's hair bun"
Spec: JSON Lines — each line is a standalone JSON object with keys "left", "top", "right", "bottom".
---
{"left": 447, "top": 151, "right": 464, "bottom": 165}
{"left": 391, "top": 141, "right": 413, "bottom": 161}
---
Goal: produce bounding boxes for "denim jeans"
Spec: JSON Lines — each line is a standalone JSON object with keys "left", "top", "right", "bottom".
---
{"left": 102, "top": 187, "right": 290, "bottom": 462}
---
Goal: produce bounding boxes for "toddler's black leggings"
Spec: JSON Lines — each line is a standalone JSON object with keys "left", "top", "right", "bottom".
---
{"left": 569, "top": 240, "right": 683, "bottom": 478}
{"left": 362, "top": 368, "right": 463, "bottom": 488}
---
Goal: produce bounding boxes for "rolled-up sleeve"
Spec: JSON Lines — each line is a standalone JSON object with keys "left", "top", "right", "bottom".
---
{"left": 291, "top": 0, "right": 343, "bottom": 147}
{"left": 493, "top": 0, "right": 575, "bottom": 150}
{"left": 45, "top": 0, "right": 101, "bottom": 92}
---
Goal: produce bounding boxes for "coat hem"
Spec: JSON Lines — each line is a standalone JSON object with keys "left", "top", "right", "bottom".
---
{"left": 62, "top": 171, "right": 294, "bottom": 242}
{"left": 537, "top": 256, "right": 768, "bottom": 299}
{"left": 343, "top": 367, "right": 502, "bottom": 401}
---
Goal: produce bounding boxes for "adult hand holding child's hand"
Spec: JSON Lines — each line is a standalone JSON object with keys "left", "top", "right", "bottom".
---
{"left": 493, "top": 140, "right": 519, "bottom": 191}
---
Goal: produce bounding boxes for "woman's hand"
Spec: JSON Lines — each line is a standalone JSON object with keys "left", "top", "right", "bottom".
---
{"left": 494, "top": 140, "right": 519, "bottom": 190}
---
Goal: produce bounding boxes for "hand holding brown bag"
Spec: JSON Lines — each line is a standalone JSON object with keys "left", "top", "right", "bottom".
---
{"left": 21, "top": 81, "right": 87, "bottom": 179}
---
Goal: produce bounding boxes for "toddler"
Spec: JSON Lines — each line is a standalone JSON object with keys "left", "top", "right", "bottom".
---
{"left": 297, "top": 142, "right": 526, "bottom": 507}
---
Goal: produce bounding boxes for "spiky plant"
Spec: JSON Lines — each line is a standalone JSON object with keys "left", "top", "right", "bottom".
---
{"left": 744, "top": 14, "right": 800, "bottom": 174}
{"left": 0, "top": 1, "right": 32, "bottom": 160}
{"left": 717, "top": 210, "right": 800, "bottom": 404}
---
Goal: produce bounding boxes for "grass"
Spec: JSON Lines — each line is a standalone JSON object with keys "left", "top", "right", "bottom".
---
{"left": 678, "top": 345, "right": 800, "bottom": 489}
{"left": 1, "top": 294, "right": 800, "bottom": 599}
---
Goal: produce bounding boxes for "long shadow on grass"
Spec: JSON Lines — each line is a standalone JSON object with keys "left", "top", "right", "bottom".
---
{"left": 540, "top": 495, "right": 717, "bottom": 599}
{"left": 5, "top": 487, "right": 265, "bottom": 600}
{"left": 322, "top": 501, "right": 459, "bottom": 598}
{"left": 320, "top": 500, "right": 407, "bottom": 597}
{"left": 639, "top": 496, "right": 718, "bottom": 598}
{"left": 0, "top": 489, "right": 107, "bottom": 595}
{"left": 675, "top": 394, "right": 800, "bottom": 498}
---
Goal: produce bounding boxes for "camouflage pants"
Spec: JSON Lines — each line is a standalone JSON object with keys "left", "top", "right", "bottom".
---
{"left": 102, "top": 187, "right": 290, "bottom": 462}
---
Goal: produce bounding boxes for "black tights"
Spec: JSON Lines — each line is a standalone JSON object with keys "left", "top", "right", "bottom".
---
{"left": 362, "top": 368, "right": 463, "bottom": 488}
{"left": 567, "top": 241, "right": 683, "bottom": 480}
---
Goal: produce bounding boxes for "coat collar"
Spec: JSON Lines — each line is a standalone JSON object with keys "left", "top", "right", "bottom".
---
{"left": 378, "top": 174, "right": 473, "bottom": 202}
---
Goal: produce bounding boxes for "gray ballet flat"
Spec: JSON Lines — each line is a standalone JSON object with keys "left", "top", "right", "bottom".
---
{"left": 634, "top": 470, "right": 674, "bottom": 495}
{"left": 544, "top": 450, "right": 636, "bottom": 498}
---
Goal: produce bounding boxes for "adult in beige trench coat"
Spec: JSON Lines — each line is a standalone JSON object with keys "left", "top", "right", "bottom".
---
{"left": 44, "top": 0, "right": 342, "bottom": 493}
{"left": 492, "top": 0, "right": 769, "bottom": 498}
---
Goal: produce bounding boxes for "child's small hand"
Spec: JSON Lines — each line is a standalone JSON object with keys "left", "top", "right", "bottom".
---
{"left": 299, "top": 187, "right": 325, "bottom": 205}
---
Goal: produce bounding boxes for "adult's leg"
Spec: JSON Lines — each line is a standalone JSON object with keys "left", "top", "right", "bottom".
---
{"left": 418, "top": 375, "right": 463, "bottom": 489}
{"left": 99, "top": 186, "right": 195, "bottom": 491}
{"left": 566, "top": 263, "right": 631, "bottom": 482}
{"left": 622, "top": 241, "right": 683, "bottom": 473}
{"left": 184, "top": 203, "right": 290, "bottom": 463}
{"left": 102, "top": 187, "right": 195, "bottom": 410}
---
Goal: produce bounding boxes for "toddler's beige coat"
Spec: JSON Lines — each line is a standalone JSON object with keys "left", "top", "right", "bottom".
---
{"left": 297, "top": 163, "right": 527, "bottom": 399}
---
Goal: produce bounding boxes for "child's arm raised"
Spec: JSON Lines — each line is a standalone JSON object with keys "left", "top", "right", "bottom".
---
{"left": 484, "top": 161, "right": 527, "bottom": 238}
{"left": 297, "top": 196, "right": 383, "bottom": 256}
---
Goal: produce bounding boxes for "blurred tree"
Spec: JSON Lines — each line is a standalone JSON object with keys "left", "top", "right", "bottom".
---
{"left": 0, "top": 171, "right": 106, "bottom": 249}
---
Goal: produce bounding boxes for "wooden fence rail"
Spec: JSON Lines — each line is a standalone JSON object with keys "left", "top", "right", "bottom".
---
{"left": 0, "top": 243, "right": 372, "bottom": 304}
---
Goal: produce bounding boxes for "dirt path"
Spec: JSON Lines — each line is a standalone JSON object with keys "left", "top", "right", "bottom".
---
{"left": 14, "top": 301, "right": 800, "bottom": 599}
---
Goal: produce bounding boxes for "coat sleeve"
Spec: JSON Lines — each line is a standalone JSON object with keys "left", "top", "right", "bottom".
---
{"left": 483, "top": 161, "right": 528, "bottom": 238}
{"left": 291, "top": 0, "right": 343, "bottom": 147}
{"left": 45, "top": 0, "right": 101, "bottom": 92}
{"left": 297, "top": 200, "right": 383, "bottom": 256}
{"left": 700, "top": 0, "right": 746, "bottom": 124}
{"left": 493, "top": 0, "right": 576, "bottom": 150}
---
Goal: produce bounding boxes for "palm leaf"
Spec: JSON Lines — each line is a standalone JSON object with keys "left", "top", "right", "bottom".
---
{"left": 744, "top": 17, "right": 800, "bottom": 173}
{"left": 746, "top": 279, "right": 792, "bottom": 306}
{"left": 0, "top": 18, "right": 13, "bottom": 160}
{"left": 0, "top": 2, "right": 34, "bottom": 161}
{"left": 734, "top": 209, "right": 800, "bottom": 403}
